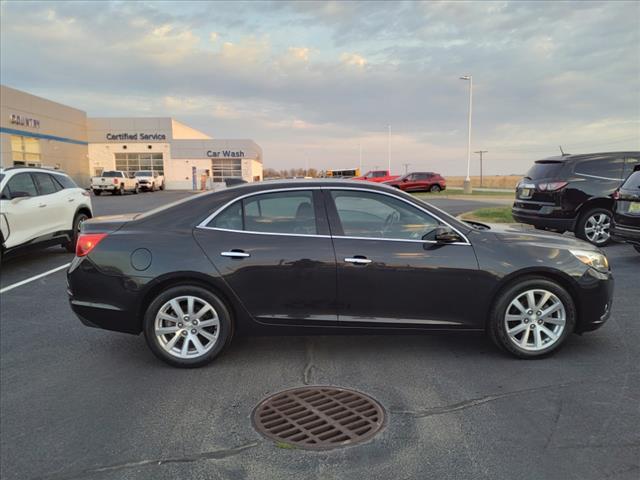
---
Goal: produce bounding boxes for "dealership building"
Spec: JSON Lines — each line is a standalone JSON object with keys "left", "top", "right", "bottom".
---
{"left": 1, "top": 85, "right": 263, "bottom": 188}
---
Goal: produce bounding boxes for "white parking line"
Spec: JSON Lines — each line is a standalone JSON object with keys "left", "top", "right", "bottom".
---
{"left": 0, "top": 263, "right": 71, "bottom": 294}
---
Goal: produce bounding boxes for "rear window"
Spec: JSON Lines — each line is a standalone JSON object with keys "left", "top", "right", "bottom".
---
{"left": 101, "top": 171, "right": 121, "bottom": 178}
{"left": 525, "top": 161, "right": 565, "bottom": 180}
{"left": 622, "top": 171, "right": 640, "bottom": 190}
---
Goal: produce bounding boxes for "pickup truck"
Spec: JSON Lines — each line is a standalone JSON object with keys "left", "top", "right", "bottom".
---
{"left": 134, "top": 171, "right": 165, "bottom": 192}
{"left": 91, "top": 171, "right": 139, "bottom": 195}
{"left": 352, "top": 170, "right": 400, "bottom": 183}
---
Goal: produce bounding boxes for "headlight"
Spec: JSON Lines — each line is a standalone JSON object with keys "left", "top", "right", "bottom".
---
{"left": 570, "top": 249, "right": 609, "bottom": 273}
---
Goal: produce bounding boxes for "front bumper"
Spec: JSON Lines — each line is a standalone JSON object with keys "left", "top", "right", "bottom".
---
{"left": 574, "top": 267, "right": 614, "bottom": 333}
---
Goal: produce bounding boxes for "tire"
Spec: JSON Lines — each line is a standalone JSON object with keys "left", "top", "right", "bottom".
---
{"left": 575, "top": 207, "right": 612, "bottom": 246}
{"left": 93, "top": 189, "right": 101, "bottom": 196}
{"left": 160, "top": 182, "right": 165, "bottom": 191}
{"left": 133, "top": 184, "right": 140, "bottom": 194}
{"left": 64, "top": 212, "right": 89, "bottom": 253}
{"left": 488, "top": 277, "right": 576, "bottom": 359}
{"left": 143, "top": 285, "right": 232, "bottom": 368}
{"left": 429, "top": 184, "right": 441, "bottom": 193}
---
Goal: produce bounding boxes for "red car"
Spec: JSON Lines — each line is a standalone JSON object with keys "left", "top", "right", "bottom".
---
{"left": 352, "top": 170, "right": 400, "bottom": 183}
{"left": 384, "top": 172, "right": 447, "bottom": 192}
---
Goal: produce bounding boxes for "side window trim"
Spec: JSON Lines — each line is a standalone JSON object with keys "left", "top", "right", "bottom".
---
{"left": 197, "top": 187, "right": 470, "bottom": 244}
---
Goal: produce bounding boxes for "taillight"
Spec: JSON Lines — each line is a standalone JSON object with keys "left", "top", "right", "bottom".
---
{"left": 113, "top": 179, "right": 119, "bottom": 184}
{"left": 612, "top": 190, "right": 620, "bottom": 200}
{"left": 538, "top": 181, "right": 568, "bottom": 191}
{"left": 76, "top": 233, "right": 107, "bottom": 257}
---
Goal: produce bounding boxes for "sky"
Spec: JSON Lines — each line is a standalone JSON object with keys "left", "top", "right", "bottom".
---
{"left": 1, "top": 0, "right": 639, "bottom": 175}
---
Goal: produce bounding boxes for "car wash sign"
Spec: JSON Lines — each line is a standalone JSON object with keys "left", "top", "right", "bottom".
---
{"left": 206, "top": 150, "right": 245, "bottom": 158}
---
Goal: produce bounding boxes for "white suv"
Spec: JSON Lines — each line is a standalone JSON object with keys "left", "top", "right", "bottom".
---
{"left": 0, "top": 168, "right": 93, "bottom": 261}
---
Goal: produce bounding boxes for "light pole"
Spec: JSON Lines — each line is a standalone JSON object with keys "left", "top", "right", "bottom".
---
{"left": 460, "top": 75, "right": 473, "bottom": 194}
{"left": 402, "top": 163, "right": 410, "bottom": 174}
{"left": 474, "top": 150, "right": 487, "bottom": 187}
{"left": 387, "top": 124, "right": 392, "bottom": 173}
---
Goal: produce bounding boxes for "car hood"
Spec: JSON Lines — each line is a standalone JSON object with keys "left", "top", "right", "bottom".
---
{"left": 482, "top": 223, "right": 599, "bottom": 251}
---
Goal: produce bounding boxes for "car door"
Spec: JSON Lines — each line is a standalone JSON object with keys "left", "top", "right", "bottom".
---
{"left": 324, "top": 188, "right": 482, "bottom": 328}
{"left": 194, "top": 189, "right": 338, "bottom": 326}
{"left": 0, "top": 173, "right": 47, "bottom": 248}
{"left": 401, "top": 174, "right": 417, "bottom": 191}
{"left": 32, "top": 172, "right": 69, "bottom": 232}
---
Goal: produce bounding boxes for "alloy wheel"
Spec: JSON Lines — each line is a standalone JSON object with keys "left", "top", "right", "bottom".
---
{"left": 154, "top": 295, "right": 220, "bottom": 359}
{"left": 504, "top": 289, "right": 566, "bottom": 352}
{"left": 584, "top": 213, "right": 611, "bottom": 245}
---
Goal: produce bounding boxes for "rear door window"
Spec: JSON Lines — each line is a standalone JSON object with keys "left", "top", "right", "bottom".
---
{"left": 52, "top": 174, "right": 78, "bottom": 189}
{"left": 33, "top": 173, "right": 60, "bottom": 195}
{"left": 574, "top": 157, "right": 625, "bottom": 180}
{"left": 208, "top": 191, "right": 318, "bottom": 235}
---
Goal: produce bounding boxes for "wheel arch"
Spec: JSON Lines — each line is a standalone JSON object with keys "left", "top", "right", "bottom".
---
{"left": 137, "top": 272, "right": 239, "bottom": 336}
{"left": 72, "top": 205, "right": 93, "bottom": 229}
{"left": 485, "top": 267, "right": 581, "bottom": 328}
{"left": 575, "top": 197, "right": 614, "bottom": 220}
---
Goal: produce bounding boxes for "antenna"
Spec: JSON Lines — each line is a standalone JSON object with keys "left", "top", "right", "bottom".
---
{"left": 559, "top": 145, "right": 565, "bottom": 156}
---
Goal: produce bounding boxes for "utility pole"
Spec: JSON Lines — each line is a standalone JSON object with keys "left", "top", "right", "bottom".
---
{"left": 402, "top": 163, "right": 410, "bottom": 174}
{"left": 359, "top": 141, "right": 362, "bottom": 174}
{"left": 474, "top": 150, "right": 488, "bottom": 187}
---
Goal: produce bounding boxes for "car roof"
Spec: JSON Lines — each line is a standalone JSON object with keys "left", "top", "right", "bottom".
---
{"left": 0, "top": 166, "right": 69, "bottom": 176}
{"left": 537, "top": 151, "right": 640, "bottom": 162}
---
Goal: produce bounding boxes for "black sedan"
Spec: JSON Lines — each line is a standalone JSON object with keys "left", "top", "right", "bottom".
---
{"left": 67, "top": 180, "right": 614, "bottom": 367}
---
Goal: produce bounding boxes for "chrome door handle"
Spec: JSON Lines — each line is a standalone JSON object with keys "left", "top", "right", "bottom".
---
{"left": 344, "top": 257, "right": 372, "bottom": 265}
{"left": 220, "top": 251, "right": 250, "bottom": 258}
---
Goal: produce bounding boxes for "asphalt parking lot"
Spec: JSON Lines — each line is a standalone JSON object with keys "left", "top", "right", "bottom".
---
{"left": 1, "top": 191, "right": 638, "bottom": 480}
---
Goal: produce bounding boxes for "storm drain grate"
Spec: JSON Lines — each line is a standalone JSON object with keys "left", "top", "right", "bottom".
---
{"left": 252, "top": 386, "right": 385, "bottom": 450}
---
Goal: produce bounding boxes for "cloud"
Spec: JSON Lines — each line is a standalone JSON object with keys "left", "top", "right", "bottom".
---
{"left": 1, "top": 0, "right": 638, "bottom": 173}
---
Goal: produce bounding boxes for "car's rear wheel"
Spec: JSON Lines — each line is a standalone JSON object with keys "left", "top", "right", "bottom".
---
{"left": 64, "top": 212, "right": 89, "bottom": 253}
{"left": 488, "top": 277, "right": 575, "bottom": 358}
{"left": 430, "top": 184, "right": 441, "bottom": 192}
{"left": 93, "top": 189, "right": 101, "bottom": 196}
{"left": 143, "top": 286, "right": 232, "bottom": 368}
{"left": 576, "top": 208, "right": 612, "bottom": 246}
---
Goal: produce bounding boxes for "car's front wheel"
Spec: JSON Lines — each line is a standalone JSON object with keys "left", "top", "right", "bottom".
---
{"left": 143, "top": 286, "right": 232, "bottom": 367}
{"left": 576, "top": 208, "right": 612, "bottom": 246}
{"left": 488, "top": 277, "right": 576, "bottom": 358}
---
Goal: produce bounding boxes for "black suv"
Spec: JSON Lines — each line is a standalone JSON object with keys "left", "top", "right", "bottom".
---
{"left": 512, "top": 152, "right": 640, "bottom": 246}
{"left": 611, "top": 166, "right": 640, "bottom": 253}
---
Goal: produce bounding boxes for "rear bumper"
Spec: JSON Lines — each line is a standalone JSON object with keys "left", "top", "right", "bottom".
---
{"left": 93, "top": 185, "right": 117, "bottom": 191}
{"left": 611, "top": 223, "right": 640, "bottom": 246}
{"left": 511, "top": 208, "right": 576, "bottom": 231}
{"left": 67, "top": 257, "right": 144, "bottom": 334}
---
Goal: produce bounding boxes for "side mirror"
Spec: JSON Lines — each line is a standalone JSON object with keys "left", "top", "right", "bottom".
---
{"left": 434, "top": 225, "right": 461, "bottom": 244}
{"left": 402, "top": 178, "right": 409, "bottom": 182}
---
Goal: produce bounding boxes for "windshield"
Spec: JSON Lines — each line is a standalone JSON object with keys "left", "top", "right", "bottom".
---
{"left": 622, "top": 171, "right": 640, "bottom": 189}
{"left": 135, "top": 171, "right": 152, "bottom": 176}
{"left": 524, "top": 161, "right": 565, "bottom": 180}
{"left": 101, "top": 171, "right": 121, "bottom": 177}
